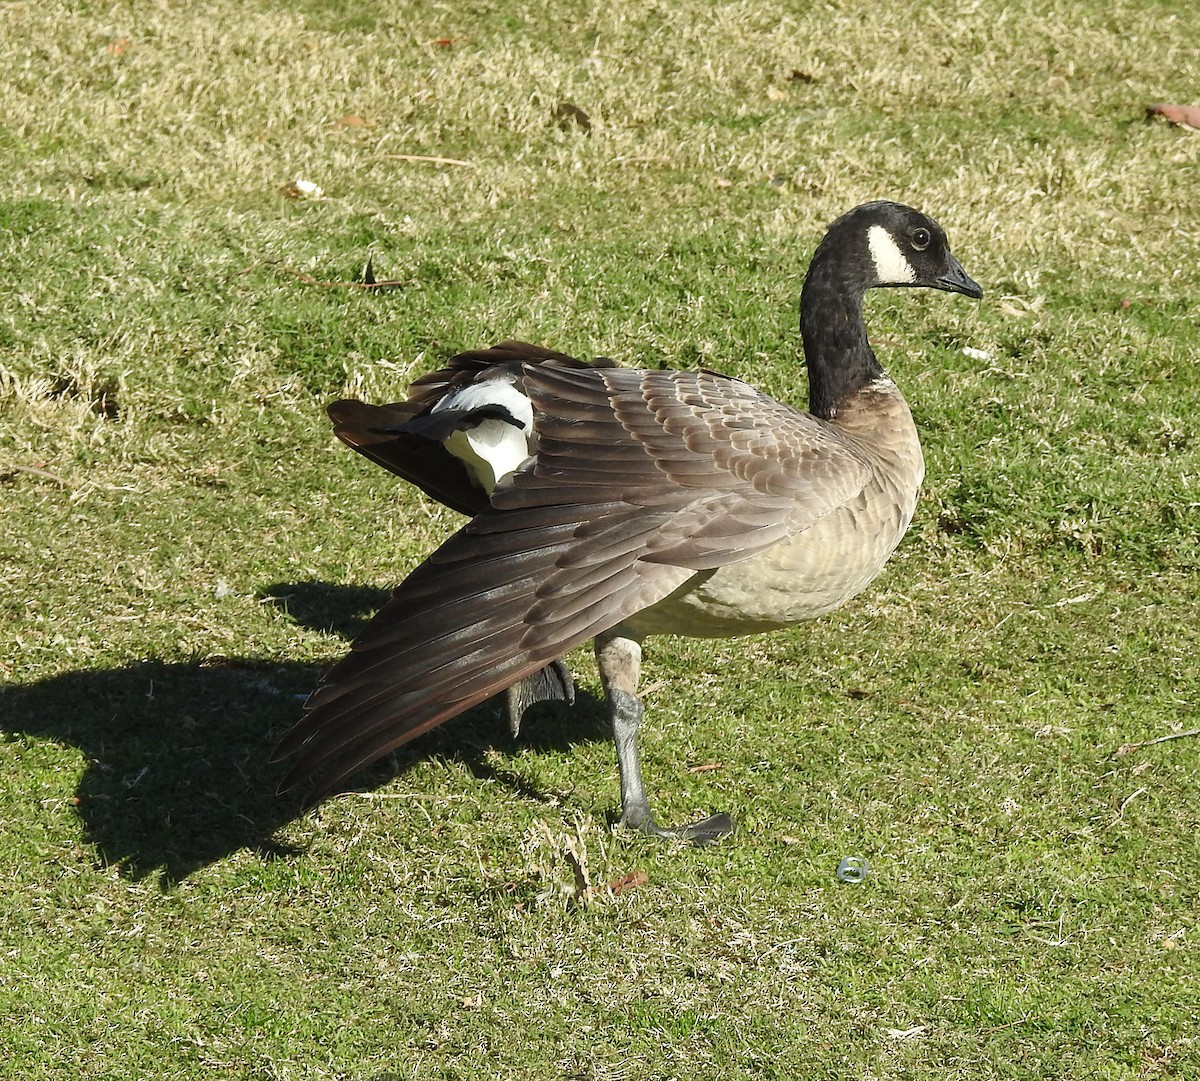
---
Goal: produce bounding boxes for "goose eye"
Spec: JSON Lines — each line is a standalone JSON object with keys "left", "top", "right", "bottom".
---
{"left": 910, "top": 227, "right": 931, "bottom": 251}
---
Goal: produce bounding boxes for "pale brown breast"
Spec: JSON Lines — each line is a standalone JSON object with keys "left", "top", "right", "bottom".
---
{"left": 625, "top": 377, "right": 923, "bottom": 639}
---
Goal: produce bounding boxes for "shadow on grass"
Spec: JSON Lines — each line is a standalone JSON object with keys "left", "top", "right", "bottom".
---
{"left": 4, "top": 582, "right": 607, "bottom": 884}
{"left": 258, "top": 579, "right": 392, "bottom": 640}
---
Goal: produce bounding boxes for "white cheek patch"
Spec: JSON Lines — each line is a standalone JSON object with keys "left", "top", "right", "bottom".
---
{"left": 867, "top": 224, "right": 916, "bottom": 285}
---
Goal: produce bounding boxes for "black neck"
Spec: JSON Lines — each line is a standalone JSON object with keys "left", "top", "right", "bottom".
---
{"left": 800, "top": 254, "right": 884, "bottom": 421}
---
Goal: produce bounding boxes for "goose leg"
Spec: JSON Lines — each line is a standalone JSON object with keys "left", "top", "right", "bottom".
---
{"left": 595, "top": 630, "right": 734, "bottom": 845}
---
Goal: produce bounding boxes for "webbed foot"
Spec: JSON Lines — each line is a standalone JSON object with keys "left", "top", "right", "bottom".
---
{"left": 671, "top": 811, "right": 734, "bottom": 845}
{"left": 505, "top": 657, "right": 575, "bottom": 737}
{"left": 619, "top": 804, "right": 734, "bottom": 846}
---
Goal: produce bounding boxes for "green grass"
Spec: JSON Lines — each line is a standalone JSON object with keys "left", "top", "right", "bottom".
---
{"left": 2, "top": 0, "right": 1199, "bottom": 1077}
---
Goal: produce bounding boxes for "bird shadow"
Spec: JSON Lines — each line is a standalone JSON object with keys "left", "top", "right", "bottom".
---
{"left": 3, "top": 582, "right": 607, "bottom": 884}
{"left": 258, "top": 579, "right": 391, "bottom": 640}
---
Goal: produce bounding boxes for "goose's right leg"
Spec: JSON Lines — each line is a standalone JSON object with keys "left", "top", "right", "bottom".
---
{"left": 595, "top": 629, "right": 733, "bottom": 845}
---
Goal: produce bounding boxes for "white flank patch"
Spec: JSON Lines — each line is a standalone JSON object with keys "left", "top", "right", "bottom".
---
{"left": 435, "top": 379, "right": 534, "bottom": 492}
{"left": 867, "top": 224, "right": 916, "bottom": 285}
{"left": 432, "top": 379, "right": 533, "bottom": 431}
{"left": 444, "top": 423, "right": 530, "bottom": 492}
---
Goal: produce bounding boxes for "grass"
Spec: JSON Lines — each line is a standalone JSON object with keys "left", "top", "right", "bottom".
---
{"left": 2, "top": 0, "right": 1199, "bottom": 1077}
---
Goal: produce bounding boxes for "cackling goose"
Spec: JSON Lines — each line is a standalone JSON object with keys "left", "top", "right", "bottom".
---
{"left": 273, "top": 200, "right": 983, "bottom": 843}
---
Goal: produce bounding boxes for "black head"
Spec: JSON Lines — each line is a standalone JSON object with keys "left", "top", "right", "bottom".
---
{"left": 816, "top": 200, "right": 983, "bottom": 299}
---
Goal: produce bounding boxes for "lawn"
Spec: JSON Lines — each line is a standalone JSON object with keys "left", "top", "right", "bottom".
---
{"left": 1, "top": 0, "right": 1198, "bottom": 1077}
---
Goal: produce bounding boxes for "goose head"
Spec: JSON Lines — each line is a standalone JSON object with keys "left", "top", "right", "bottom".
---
{"left": 800, "top": 201, "right": 982, "bottom": 420}
{"left": 821, "top": 200, "right": 983, "bottom": 299}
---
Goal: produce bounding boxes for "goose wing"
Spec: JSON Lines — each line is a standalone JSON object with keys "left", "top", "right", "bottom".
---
{"left": 276, "top": 359, "right": 871, "bottom": 795}
{"left": 326, "top": 341, "right": 613, "bottom": 516}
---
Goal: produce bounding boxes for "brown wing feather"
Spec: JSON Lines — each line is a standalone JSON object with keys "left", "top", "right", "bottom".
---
{"left": 328, "top": 398, "right": 485, "bottom": 516}
{"left": 277, "top": 358, "right": 872, "bottom": 796}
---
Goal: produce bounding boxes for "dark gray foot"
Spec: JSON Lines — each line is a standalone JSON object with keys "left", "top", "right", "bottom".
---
{"left": 673, "top": 812, "right": 735, "bottom": 845}
{"left": 598, "top": 636, "right": 735, "bottom": 847}
{"left": 505, "top": 657, "right": 575, "bottom": 737}
{"left": 620, "top": 805, "right": 734, "bottom": 845}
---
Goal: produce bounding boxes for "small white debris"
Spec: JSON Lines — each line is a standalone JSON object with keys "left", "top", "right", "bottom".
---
{"left": 1049, "top": 591, "right": 1098, "bottom": 607}
{"left": 213, "top": 578, "right": 235, "bottom": 599}
{"left": 281, "top": 177, "right": 324, "bottom": 199}
{"left": 961, "top": 346, "right": 992, "bottom": 361}
{"left": 885, "top": 1025, "right": 929, "bottom": 1040}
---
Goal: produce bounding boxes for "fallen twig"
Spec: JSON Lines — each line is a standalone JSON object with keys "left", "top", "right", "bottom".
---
{"left": 335, "top": 790, "right": 463, "bottom": 800}
{"left": 2, "top": 463, "right": 73, "bottom": 487}
{"left": 376, "top": 152, "right": 475, "bottom": 167}
{"left": 1102, "top": 786, "right": 1149, "bottom": 831}
{"left": 1114, "top": 728, "right": 1200, "bottom": 757}
{"left": 250, "top": 258, "right": 405, "bottom": 292}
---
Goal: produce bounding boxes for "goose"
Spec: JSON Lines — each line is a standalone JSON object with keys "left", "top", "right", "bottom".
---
{"left": 274, "top": 200, "right": 983, "bottom": 843}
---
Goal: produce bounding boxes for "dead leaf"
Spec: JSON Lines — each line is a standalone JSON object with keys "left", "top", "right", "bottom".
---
{"left": 607, "top": 871, "right": 648, "bottom": 896}
{"left": 434, "top": 38, "right": 453, "bottom": 48}
{"left": 1146, "top": 103, "right": 1200, "bottom": 130}
{"left": 554, "top": 101, "right": 592, "bottom": 133}
{"left": 332, "top": 114, "right": 371, "bottom": 131}
{"left": 687, "top": 762, "right": 724, "bottom": 774}
{"left": 789, "top": 69, "right": 817, "bottom": 83}
{"left": 107, "top": 37, "right": 130, "bottom": 57}
{"left": 767, "top": 86, "right": 788, "bottom": 102}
